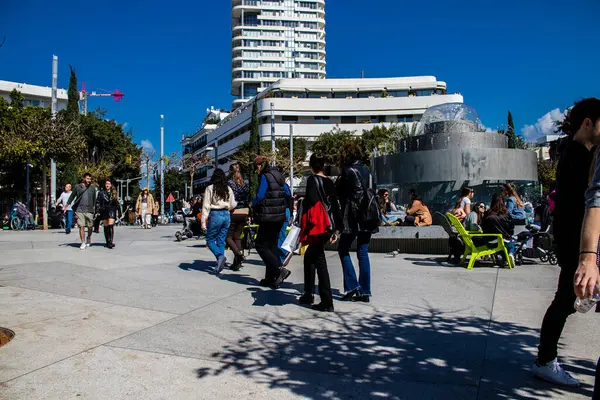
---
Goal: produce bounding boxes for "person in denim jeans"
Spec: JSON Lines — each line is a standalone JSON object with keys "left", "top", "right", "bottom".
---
{"left": 201, "top": 169, "right": 237, "bottom": 276}
{"left": 335, "top": 145, "right": 378, "bottom": 303}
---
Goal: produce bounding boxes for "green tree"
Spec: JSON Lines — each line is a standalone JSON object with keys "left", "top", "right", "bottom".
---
{"left": 153, "top": 166, "right": 186, "bottom": 202}
{"left": 66, "top": 65, "right": 79, "bottom": 119}
{"left": 8, "top": 89, "right": 24, "bottom": 111}
{"left": 410, "top": 122, "right": 418, "bottom": 136}
{"left": 507, "top": 110, "right": 516, "bottom": 148}
{"left": 310, "top": 128, "right": 358, "bottom": 166}
{"left": 248, "top": 102, "right": 261, "bottom": 196}
{"left": 78, "top": 108, "right": 142, "bottom": 181}
{"left": 538, "top": 159, "right": 557, "bottom": 195}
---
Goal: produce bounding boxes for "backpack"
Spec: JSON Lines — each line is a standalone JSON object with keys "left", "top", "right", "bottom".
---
{"left": 350, "top": 168, "right": 381, "bottom": 231}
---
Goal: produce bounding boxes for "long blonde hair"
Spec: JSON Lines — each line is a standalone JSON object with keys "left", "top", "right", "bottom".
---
{"left": 503, "top": 183, "right": 524, "bottom": 208}
{"left": 229, "top": 163, "right": 245, "bottom": 186}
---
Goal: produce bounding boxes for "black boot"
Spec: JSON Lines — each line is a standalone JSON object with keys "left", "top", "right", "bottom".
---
{"left": 103, "top": 226, "right": 110, "bottom": 248}
{"left": 108, "top": 225, "right": 115, "bottom": 249}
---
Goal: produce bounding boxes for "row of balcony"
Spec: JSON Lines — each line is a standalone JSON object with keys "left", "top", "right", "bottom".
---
{"left": 232, "top": 0, "right": 325, "bottom": 10}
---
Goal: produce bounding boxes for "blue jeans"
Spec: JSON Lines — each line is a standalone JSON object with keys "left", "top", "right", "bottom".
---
{"left": 205, "top": 210, "right": 231, "bottom": 260}
{"left": 278, "top": 209, "right": 291, "bottom": 263}
{"left": 338, "top": 231, "right": 372, "bottom": 296}
{"left": 65, "top": 210, "right": 73, "bottom": 233}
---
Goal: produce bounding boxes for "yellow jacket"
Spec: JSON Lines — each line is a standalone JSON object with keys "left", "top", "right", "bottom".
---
{"left": 136, "top": 193, "right": 155, "bottom": 215}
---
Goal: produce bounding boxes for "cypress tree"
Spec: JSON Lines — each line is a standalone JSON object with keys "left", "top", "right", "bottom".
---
{"left": 66, "top": 65, "right": 79, "bottom": 118}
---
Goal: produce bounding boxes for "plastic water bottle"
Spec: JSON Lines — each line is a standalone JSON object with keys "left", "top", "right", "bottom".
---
{"left": 574, "top": 284, "right": 600, "bottom": 313}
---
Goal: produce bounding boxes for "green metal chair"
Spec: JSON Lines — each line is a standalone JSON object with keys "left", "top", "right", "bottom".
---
{"left": 446, "top": 213, "right": 514, "bottom": 270}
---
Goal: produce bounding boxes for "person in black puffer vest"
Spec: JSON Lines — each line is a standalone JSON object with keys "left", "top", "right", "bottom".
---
{"left": 252, "top": 156, "right": 292, "bottom": 289}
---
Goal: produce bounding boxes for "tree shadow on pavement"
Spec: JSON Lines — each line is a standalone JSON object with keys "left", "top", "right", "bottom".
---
{"left": 195, "top": 306, "right": 595, "bottom": 399}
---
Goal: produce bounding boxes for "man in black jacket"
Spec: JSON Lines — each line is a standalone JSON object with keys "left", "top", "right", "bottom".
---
{"left": 252, "top": 156, "right": 292, "bottom": 289}
{"left": 532, "top": 98, "right": 600, "bottom": 386}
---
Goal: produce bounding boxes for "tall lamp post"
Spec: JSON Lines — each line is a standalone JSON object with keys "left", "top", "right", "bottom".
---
{"left": 160, "top": 114, "right": 165, "bottom": 216}
{"left": 270, "top": 102, "right": 276, "bottom": 157}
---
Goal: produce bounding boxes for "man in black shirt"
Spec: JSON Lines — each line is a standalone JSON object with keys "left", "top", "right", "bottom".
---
{"left": 533, "top": 98, "right": 600, "bottom": 386}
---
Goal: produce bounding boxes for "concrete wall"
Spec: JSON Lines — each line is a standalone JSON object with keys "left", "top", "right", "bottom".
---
{"left": 374, "top": 148, "right": 538, "bottom": 185}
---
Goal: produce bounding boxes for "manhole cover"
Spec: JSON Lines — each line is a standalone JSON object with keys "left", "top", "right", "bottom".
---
{"left": 0, "top": 328, "right": 15, "bottom": 347}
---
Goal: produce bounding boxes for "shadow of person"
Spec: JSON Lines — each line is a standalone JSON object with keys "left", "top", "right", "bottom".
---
{"left": 194, "top": 306, "right": 595, "bottom": 400}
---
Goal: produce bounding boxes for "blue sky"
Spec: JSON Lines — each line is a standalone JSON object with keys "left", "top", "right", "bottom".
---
{"left": 1, "top": 0, "right": 598, "bottom": 155}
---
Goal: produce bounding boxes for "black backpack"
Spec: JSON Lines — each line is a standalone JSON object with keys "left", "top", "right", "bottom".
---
{"left": 350, "top": 168, "right": 381, "bottom": 231}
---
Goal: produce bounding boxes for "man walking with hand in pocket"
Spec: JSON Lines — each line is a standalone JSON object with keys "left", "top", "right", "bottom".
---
{"left": 66, "top": 173, "right": 97, "bottom": 250}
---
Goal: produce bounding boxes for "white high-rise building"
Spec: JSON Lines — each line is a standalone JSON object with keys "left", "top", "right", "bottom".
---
{"left": 231, "top": 0, "right": 326, "bottom": 110}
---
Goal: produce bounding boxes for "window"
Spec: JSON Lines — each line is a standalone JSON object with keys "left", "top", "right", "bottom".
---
{"left": 333, "top": 92, "right": 356, "bottom": 98}
{"left": 341, "top": 116, "right": 356, "bottom": 124}
{"left": 307, "top": 92, "right": 330, "bottom": 98}
{"left": 314, "top": 116, "right": 329, "bottom": 124}
{"left": 243, "top": 15, "right": 259, "bottom": 26}
{"left": 282, "top": 116, "right": 298, "bottom": 123}
{"left": 388, "top": 90, "right": 408, "bottom": 97}
{"left": 414, "top": 89, "right": 433, "bottom": 96}
{"left": 398, "top": 115, "right": 414, "bottom": 123}
{"left": 358, "top": 91, "right": 381, "bottom": 98}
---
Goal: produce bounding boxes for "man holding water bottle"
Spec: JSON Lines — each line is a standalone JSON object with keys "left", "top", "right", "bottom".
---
{"left": 532, "top": 98, "right": 600, "bottom": 387}
{"left": 573, "top": 100, "right": 600, "bottom": 398}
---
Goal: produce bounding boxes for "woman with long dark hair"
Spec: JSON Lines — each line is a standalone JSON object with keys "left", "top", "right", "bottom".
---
{"left": 464, "top": 201, "right": 486, "bottom": 231}
{"left": 227, "top": 162, "right": 250, "bottom": 271}
{"left": 96, "top": 180, "right": 119, "bottom": 249}
{"left": 202, "top": 169, "right": 237, "bottom": 275}
{"left": 481, "top": 193, "right": 515, "bottom": 263}
{"left": 299, "top": 153, "right": 342, "bottom": 312}
{"left": 405, "top": 188, "right": 432, "bottom": 226}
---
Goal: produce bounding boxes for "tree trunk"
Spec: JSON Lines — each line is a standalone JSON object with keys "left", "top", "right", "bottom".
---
{"left": 190, "top": 172, "right": 194, "bottom": 196}
{"left": 42, "top": 169, "right": 48, "bottom": 230}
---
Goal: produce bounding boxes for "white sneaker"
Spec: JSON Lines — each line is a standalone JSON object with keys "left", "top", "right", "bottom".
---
{"left": 532, "top": 359, "right": 580, "bottom": 387}
{"left": 86, "top": 240, "right": 91, "bottom": 248}
{"left": 79, "top": 242, "right": 86, "bottom": 250}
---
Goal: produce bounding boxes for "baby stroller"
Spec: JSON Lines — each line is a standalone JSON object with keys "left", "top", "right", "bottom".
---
{"left": 514, "top": 204, "right": 557, "bottom": 266}
{"left": 175, "top": 213, "right": 203, "bottom": 241}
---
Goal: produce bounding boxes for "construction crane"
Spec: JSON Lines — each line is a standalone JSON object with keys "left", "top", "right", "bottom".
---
{"left": 80, "top": 82, "right": 125, "bottom": 115}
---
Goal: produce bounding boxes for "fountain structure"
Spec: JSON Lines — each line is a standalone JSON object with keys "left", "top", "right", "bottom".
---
{"left": 373, "top": 103, "right": 538, "bottom": 210}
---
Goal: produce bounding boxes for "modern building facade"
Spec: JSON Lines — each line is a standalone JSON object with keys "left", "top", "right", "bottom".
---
{"left": 0, "top": 80, "right": 68, "bottom": 110}
{"left": 188, "top": 76, "right": 463, "bottom": 189}
{"left": 231, "top": 0, "right": 326, "bottom": 110}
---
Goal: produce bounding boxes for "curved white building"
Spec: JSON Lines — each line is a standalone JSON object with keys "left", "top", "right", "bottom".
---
{"left": 231, "top": 0, "right": 326, "bottom": 110}
{"left": 185, "top": 76, "right": 464, "bottom": 190}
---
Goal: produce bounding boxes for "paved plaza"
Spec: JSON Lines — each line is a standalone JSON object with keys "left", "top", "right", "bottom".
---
{"left": 0, "top": 225, "right": 598, "bottom": 399}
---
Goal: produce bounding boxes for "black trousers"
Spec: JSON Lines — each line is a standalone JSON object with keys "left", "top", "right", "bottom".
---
{"left": 227, "top": 213, "right": 248, "bottom": 256}
{"left": 537, "top": 250, "right": 577, "bottom": 364}
{"left": 303, "top": 239, "right": 333, "bottom": 306}
{"left": 255, "top": 221, "right": 284, "bottom": 281}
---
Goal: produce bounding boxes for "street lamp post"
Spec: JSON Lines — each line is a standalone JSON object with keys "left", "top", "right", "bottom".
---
{"left": 160, "top": 114, "right": 165, "bottom": 216}
{"left": 289, "top": 124, "right": 294, "bottom": 196}
{"left": 270, "top": 102, "right": 276, "bottom": 157}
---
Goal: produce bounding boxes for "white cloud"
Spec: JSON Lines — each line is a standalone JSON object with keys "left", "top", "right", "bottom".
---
{"left": 521, "top": 108, "right": 566, "bottom": 141}
{"left": 141, "top": 139, "right": 155, "bottom": 154}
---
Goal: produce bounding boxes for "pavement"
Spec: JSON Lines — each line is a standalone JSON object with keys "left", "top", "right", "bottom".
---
{"left": 0, "top": 225, "right": 598, "bottom": 400}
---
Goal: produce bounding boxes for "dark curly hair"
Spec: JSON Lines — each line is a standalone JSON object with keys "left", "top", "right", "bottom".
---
{"left": 210, "top": 169, "right": 229, "bottom": 202}
{"left": 560, "top": 97, "right": 600, "bottom": 137}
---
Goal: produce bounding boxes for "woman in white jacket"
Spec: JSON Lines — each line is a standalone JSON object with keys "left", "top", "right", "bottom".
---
{"left": 202, "top": 168, "right": 237, "bottom": 275}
